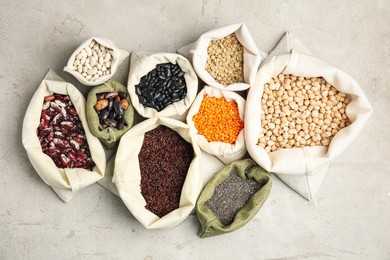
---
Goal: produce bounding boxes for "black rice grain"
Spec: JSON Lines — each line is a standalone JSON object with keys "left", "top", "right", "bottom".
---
{"left": 139, "top": 125, "right": 194, "bottom": 218}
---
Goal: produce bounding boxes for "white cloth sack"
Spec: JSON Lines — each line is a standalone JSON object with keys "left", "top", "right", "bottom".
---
{"left": 245, "top": 32, "right": 372, "bottom": 201}
{"left": 177, "top": 23, "right": 267, "bottom": 91}
{"left": 186, "top": 86, "right": 246, "bottom": 164}
{"left": 22, "top": 70, "right": 106, "bottom": 202}
{"left": 64, "top": 37, "right": 129, "bottom": 86}
{"left": 113, "top": 117, "right": 202, "bottom": 229}
{"left": 97, "top": 155, "right": 120, "bottom": 197}
{"left": 98, "top": 151, "right": 224, "bottom": 199}
{"left": 127, "top": 52, "right": 198, "bottom": 121}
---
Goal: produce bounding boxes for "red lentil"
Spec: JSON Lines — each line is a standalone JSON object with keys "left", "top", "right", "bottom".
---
{"left": 192, "top": 95, "right": 244, "bottom": 144}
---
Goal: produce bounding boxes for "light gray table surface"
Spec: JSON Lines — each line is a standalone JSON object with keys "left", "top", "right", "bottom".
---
{"left": 1, "top": 0, "right": 389, "bottom": 259}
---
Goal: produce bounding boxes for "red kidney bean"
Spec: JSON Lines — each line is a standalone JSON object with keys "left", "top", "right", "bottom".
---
{"left": 44, "top": 95, "right": 55, "bottom": 102}
{"left": 37, "top": 94, "right": 95, "bottom": 170}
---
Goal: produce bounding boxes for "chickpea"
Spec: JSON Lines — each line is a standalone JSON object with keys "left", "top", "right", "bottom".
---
{"left": 258, "top": 74, "right": 351, "bottom": 152}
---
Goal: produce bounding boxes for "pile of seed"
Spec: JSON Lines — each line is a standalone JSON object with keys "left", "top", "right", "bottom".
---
{"left": 38, "top": 94, "right": 95, "bottom": 170}
{"left": 139, "top": 125, "right": 194, "bottom": 218}
{"left": 94, "top": 91, "right": 129, "bottom": 130}
{"left": 135, "top": 63, "right": 187, "bottom": 112}
{"left": 205, "top": 33, "right": 244, "bottom": 86}
{"left": 192, "top": 96, "right": 244, "bottom": 144}
{"left": 71, "top": 40, "right": 113, "bottom": 82}
{"left": 205, "top": 172, "right": 261, "bottom": 226}
{"left": 258, "top": 74, "right": 352, "bottom": 152}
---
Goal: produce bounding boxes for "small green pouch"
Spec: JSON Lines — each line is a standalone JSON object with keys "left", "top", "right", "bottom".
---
{"left": 196, "top": 159, "right": 271, "bottom": 238}
{"left": 86, "top": 80, "right": 134, "bottom": 149}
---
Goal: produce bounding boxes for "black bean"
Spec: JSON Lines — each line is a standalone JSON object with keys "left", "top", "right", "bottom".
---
{"left": 105, "top": 92, "right": 118, "bottom": 99}
{"left": 103, "top": 119, "right": 117, "bottom": 128}
{"left": 135, "top": 87, "right": 142, "bottom": 95}
{"left": 158, "top": 74, "right": 166, "bottom": 80}
{"left": 117, "top": 118, "right": 125, "bottom": 130}
{"left": 114, "top": 101, "right": 123, "bottom": 114}
{"left": 109, "top": 110, "right": 116, "bottom": 120}
{"left": 139, "top": 96, "right": 146, "bottom": 104}
{"left": 143, "top": 90, "right": 153, "bottom": 98}
{"left": 96, "top": 93, "right": 107, "bottom": 100}
{"left": 135, "top": 62, "right": 188, "bottom": 112}
{"left": 99, "top": 108, "right": 109, "bottom": 121}
{"left": 108, "top": 99, "right": 114, "bottom": 111}
{"left": 118, "top": 92, "right": 127, "bottom": 99}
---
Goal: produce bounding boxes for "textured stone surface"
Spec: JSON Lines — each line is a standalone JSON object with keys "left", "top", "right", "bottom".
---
{"left": 1, "top": 0, "right": 389, "bottom": 259}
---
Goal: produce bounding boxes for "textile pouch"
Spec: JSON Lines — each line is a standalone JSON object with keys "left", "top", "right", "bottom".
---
{"left": 245, "top": 32, "right": 372, "bottom": 201}
{"left": 113, "top": 117, "right": 202, "bottom": 229}
{"left": 196, "top": 159, "right": 271, "bottom": 238}
{"left": 86, "top": 80, "right": 134, "bottom": 149}
{"left": 22, "top": 70, "right": 106, "bottom": 202}
{"left": 64, "top": 37, "right": 129, "bottom": 86}
{"left": 127, "top": 52, "right": 198, "bottom": 121}
{"left": 186, "top": 86, "right": 246, "bottom": 164}
{"left": 177, "top": 23, "right": 267, "bottom": 91}
{"left": 97, "top": 151, "right": 224, "bottom": 201}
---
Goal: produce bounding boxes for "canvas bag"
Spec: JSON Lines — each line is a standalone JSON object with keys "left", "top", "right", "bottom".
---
{"left": 196, "top": 159, "right": 271, "bottom": 238}
{"left": 177, "top": 23, "right": 267, "bottom": 91}
{"left": 86, "top": 80, "right": 134, "bottom": 149}
{"left": 98, "top": 151, "right": 224, "bottom": 198}
{"left": 22, "top": 70, "right": 106, "bottom": 202}
{"left": 64, "top": 37, "right": 129, "bottom": 86}
{"left": 245, "top": 32, "right": 372, "bottom": 201}
{"left": 97, "top": 155, "right": 120, "bottom": 197}
{"left": 127, "top": 52, "right": 198, "bottom": 121}
{"left": 186, "top": 86, "right": 246, "bottom": 164}
{"left": 113, "top": 117, "right": 202, "bottom": 229}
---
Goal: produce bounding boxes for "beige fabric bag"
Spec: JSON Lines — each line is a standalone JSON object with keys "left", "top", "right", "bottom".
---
{"left": 98, "top": 151, "right": 224, "bottom": 199}
{"left": 22, "top": 70, "right": 106, "bottom": 202}
{"left": 177, "top": 23, "right": 267, "bottom": 91}
{"left": 186, "top": 86, "right": 246, "bottom": 164}
{"left": 127, "top": 52, "right": 198, "bottom": 121}
{"left": 245, "top": 32, "right": 372, "bottom": 201}
{"left": 64, "top": 37, "right": 129, "bottom": 86}
{"left": 113, "top": 117, "right": 202, "bottom": 229}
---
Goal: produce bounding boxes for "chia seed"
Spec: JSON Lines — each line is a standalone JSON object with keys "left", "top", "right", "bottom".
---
{"left": 205, "top": 172, "right": 261, "bottom": 226}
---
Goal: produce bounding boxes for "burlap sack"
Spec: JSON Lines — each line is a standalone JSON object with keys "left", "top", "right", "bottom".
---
{"left": 22, "top": 70, "right": 106, "bottom": 202}
{"left": 86, "top": 80, "right": 134, "bottom": 149}
{"left": 196, "top": 159, "right": 271, "bottom": 238}
{"left": 64, "top": 37, "right": 129, "bottom": 86}
{"left": 113, "top": 117, "right": 202, "bottom": 229}
{"left": 245, "top": 32, "right": 372, "bottom": 201}
{"left": 186, "top": 86, "right": 246, "bottom": 164}
{"left": 127, "top": 52, "right": 198, "bottom": 121}
{"left": 177, "top": 23, "right": 267, "bottom": 91}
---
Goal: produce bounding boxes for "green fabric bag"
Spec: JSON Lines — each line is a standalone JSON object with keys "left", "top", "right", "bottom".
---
{"left": 86, "top": 80, "right": 134, "bottom": 149}
{"left": 196, "top": 159, "right": 271, "bottom": 238}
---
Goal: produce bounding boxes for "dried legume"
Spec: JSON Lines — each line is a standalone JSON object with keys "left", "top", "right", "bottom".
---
{"left": 205, "top": 33, "right": 244, "bottom": 86}
{"left": 94, "top": 91, "right": 129, "bottom": 130}
{"left": 205, "top": 172, "right": 261, "bottom": 226}
{"left": 70, "top": 40, "right": 113, "bottom": 82}
{"left": 192, "top": 96, "right": 244, "bottom": 144}
{"left": 135, "top": 63, "right": 187, "bottom": 112}
{"left": 258, "top": 74, "right": 351, "bottom": 152}
{"left": 139, "top": 125, "right": 194, "bottom": 218}
{"left": 38, "top": 94, "right": 95, "bottom": 170}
